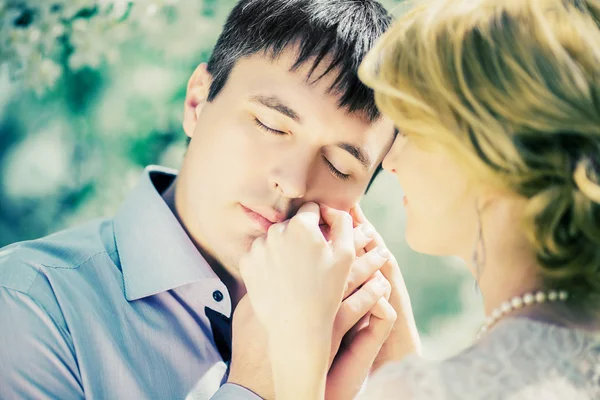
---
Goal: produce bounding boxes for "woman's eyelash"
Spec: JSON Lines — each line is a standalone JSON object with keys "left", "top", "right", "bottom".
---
{"left": 323, "top": 156, "right": 350, "bottom": 181}
{"left": 253, "top": 118, "right": 287, "bottom": 135}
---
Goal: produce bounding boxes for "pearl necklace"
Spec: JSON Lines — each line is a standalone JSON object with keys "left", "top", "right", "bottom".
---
{"left": 476, "top": 290, "right": 569, "bottom": 340}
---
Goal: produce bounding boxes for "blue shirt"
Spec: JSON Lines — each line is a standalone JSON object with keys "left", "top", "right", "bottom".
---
{"left": 0, "top": 166, "right": 260, "bottom": 400}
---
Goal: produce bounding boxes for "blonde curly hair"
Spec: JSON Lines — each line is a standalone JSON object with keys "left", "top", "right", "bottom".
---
{"left": 360, "top": 0, "right": 600, "bottom": 302}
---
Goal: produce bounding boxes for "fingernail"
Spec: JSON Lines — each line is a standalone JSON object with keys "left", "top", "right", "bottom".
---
{"left": 361, "top": 225, "right": 375, "bottom": 238}
{"left": 376, "top": 247, "right": 390, "bottom": 259}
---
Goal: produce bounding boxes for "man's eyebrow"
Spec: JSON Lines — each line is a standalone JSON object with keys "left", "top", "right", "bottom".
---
{"left": 249, "top": 95, "right": 300, "bottom": 122}
{"left": 338, "top": 143, "right": 372, "bottom": 170}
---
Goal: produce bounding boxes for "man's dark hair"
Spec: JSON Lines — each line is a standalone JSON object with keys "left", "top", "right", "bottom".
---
{"left": 205, "top": 0, "right": 393, "bottom": 190}
{"left": 207, "top": 0, "right": 391, "bottom": 121}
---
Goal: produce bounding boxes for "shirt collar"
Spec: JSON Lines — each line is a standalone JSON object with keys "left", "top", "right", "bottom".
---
{"left": 114, "top": 165, "right": 220, "bottom": 301}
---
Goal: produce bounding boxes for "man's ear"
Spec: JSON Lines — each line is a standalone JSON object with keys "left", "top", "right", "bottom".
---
{"left": 183, "top": 63, "right": 212, "bottom": 138}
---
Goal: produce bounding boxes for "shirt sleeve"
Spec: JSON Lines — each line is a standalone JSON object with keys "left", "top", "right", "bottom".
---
{"left": 0, "top": 287, "right": 84, "bottom": 399}
{"left": 205, "top": 383, "right": 263, "bottom": 400}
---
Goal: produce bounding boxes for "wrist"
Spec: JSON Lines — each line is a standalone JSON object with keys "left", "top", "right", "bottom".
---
{"left": 269, "top": 319, "right": 333, "bottom": 345}
{"left": 226, "top": 372, "right": 267, "bottom": 399}
{"left": 268, "top": 332, "right": 332, "bottom": 400}
{"left": 227, "top": 362, "right": 273, "bottom": 399}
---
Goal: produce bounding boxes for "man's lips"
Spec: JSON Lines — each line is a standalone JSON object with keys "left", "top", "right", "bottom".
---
{"left": 240, "top": 204, "right": 286, "bottom": 231}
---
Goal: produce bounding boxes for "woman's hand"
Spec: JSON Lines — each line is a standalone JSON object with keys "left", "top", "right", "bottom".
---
{"left": 351, "top": 203, "right": 421, "bottom": 372}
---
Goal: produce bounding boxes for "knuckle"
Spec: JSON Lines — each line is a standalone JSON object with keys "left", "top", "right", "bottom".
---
{"left": 346, "top": 301, "right": 362, "bottom": 318}
{"left": 385, "top": 303, "right": 398, "bottom": 322}
{"left": 344, "top": 272, "right": 357, "bottom": 291}
{"left": 336, "top": 245, "right": 355, "bottom": 265}
{"left": 288, "top": 214, "right": 311, "bottom": 232}
{"left": 340, "top": 298, "right": 362, "bottom": 318}
{"left": 250, "top": 236, "right": 265, "bottom": 252}
{"left": 376, "top": 298, "right": 396, "bottom": 321}
{"left": 371, "top": 272, "right": 390, "bottom": 294}
{"left": 341, "top": 211, "right": 353, "bottom": 225}
{"left": 377, "top": 273, "right": 391, "bottom": 292}
{"left": 381, "top": 278, "right": 392, "bottom": 293}
{"left": 365, "top": 251, "right": 385, "bottom": 266}
{"left": 354, "top": 286, "right": 378, "bottom": 307}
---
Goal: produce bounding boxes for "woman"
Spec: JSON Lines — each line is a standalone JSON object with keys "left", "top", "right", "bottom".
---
{"left": 239, "top": 0, "right": 600, "bottom": 398}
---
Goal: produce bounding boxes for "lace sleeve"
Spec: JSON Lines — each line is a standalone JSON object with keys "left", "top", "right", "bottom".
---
{"left": 356, "top": 319, "right": 600, "bottom": 400}
{"left": 357, "top": 355, "right": 446, "bottom": 400}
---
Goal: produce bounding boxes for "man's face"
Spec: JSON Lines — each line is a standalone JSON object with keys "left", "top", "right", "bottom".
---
{"left": 177, "top": 49, "right": 395, "bottom": 273}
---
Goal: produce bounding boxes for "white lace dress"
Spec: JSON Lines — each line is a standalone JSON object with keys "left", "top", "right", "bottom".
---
{"left": 359, "top": 318, "right": 600, "bottom": 400}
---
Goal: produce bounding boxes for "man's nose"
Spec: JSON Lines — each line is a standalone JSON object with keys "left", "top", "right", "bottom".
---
{"left": 268, "top": 158, "right": 312, "bottom": 199}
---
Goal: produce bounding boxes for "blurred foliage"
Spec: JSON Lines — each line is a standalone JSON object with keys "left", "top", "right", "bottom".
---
{"left": 0, "top": 0, "right": 482, "bottom": 357}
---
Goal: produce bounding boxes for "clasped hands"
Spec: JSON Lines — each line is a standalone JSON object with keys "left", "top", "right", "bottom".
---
{"left": 228, "top": 202, "right": 419, "bottom": 400}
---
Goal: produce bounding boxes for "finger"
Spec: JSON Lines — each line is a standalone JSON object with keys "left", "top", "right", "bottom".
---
{"left": 320, "top": 204, "right": 354, "bottom": 260}
{"left": 369, "top": 297, "right": 398, "bottom": 332}
{"left": 350, "top": 205, "right": 409, "bottom": 321}
{"left": 350, "top": 203, "right": 368, "bottom": 225}
{"left": 249, "top": 234, "right": 266, "bottom": 253}
{"left": 349, "top": 298, "right": 396, "bottom": 363}
{"left": 348, "top": 204, "right": 361, "bottom": 228}
{"left": 353, "top": 224, "right": 375, "bottom": 255}
{"left": 340, "top": 312, "right": 370, "bottom": 351}
{"left": 364, "top": 298, "right": 398, "bottom": 373}
{"left": 286, "top": 203, "right": 322, "bottom": 242}
{"left": 341, "top": 298, "right": 396, "bottom": 366}
{"left": 343, "top": 247, "right": 390, "bottom": 299}
{"left": 326, "top": 299, "right": 396, "bottom": 400}
{"left": 338, "top": 272, "right": 393, "bottom": 355}
{"left": 292, "top": 202, "right": 321, "bottom": 227}
{"left": 350, "top": 204, "right": 385, "bottom": 255}
{"left": 350, "top": 213, "right": 399, "bottom": 285}
{"left": 335, "top": 274, "right": 390, "bottom": 337}
{"left": 266, "top": 220, "right": 286, "bottom": 240}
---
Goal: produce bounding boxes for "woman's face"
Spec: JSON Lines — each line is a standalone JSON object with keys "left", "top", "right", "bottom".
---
{"left": 382, "top": 132, "right": 481, "bottom": 259}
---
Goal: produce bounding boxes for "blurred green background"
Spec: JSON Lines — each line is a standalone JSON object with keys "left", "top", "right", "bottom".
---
{"left": 0, "top": 0, "right": 482, "bottom": 358}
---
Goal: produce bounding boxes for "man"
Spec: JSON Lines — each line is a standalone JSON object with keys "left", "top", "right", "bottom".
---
{"left": 0, "top": 0, "right": 396, "bottom": 398}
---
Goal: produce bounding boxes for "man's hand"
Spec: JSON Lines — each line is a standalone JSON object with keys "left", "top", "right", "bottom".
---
{"left": 239, "top": 203, "right": 355, "bottom": 338}
{"left": 227, "top": 296, "right": 275, "bottom": 399}
{"left": 227, "top": 269, "right": 393, "bottom": 400}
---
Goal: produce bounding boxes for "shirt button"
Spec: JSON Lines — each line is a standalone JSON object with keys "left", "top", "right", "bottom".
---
{"left": 212, "top": 290, "right": 224, "bottom": 302}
